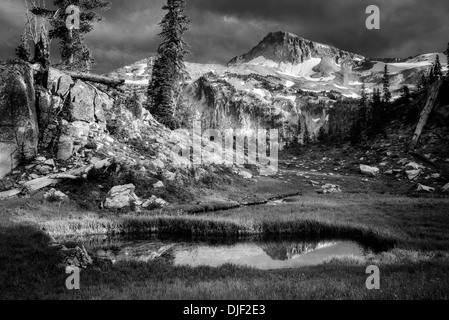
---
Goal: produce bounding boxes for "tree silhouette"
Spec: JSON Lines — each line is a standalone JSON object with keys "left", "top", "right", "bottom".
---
{"left": 32, "top": 0, "right": 111, "bottom": 71}
{"left": 148, "top": 0, "right": 191, "bottom": 129}
{"left": 382, "top": 65, "right": 391, "bottom": 104}
{"left": 433, "top": 55, "right": 443, "bottom": 80}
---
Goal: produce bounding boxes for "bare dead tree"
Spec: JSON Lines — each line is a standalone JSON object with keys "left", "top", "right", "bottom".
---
{"left": 24, "top": 0, "right": 49, "bottom": 45}
{"left": 23, "top": 1, "right": 52, "bottom": 87}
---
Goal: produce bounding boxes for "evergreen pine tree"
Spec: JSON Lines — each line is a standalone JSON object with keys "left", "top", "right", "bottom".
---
{"left": 32, "top": 0, "right": 111, "bottom": 71}
{"left": 445, "top": 43, "right": 449, "bottom": 79}
{"left": 358, "top": 79, "right": 369, "bottom": 132}
{"left": 433, "top": 55, "right": 443, "bottom": 79}
{"left": 418, "top": 73, "right": 429, "bottom": 90}
{"left": 16, "top": 30, "right": 32, "bottom": 61}
{"left": 148, "top": 0, "right": 191, "bottom": 129}
{"left": 317, "top": 126, "right": 328, "bottom": 143}
{"left": 382, "top": 65, "right": 391, "bottom": 104}
{"left": 368, "top": 88, "right": 383, "bottom": 136}
{"left": 428, "top": 66, "right": 436, "bottom": 84}
{"left": 303, "top": 124, "right": 311, "bottom": 145}
{"left": 401, "top": 85, "right": 411, "bottom": 101}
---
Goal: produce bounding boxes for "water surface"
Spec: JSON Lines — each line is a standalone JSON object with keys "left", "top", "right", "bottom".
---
{"left": 75, "top": 235, "right": 371, "bottom": 270}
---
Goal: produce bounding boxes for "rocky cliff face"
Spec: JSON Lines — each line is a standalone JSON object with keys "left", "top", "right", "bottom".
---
{"left": 183, "top": 71, "right": 331, "bottom": 148}
{"left": 0, "top": 61, "right": 202, "bottom": 181}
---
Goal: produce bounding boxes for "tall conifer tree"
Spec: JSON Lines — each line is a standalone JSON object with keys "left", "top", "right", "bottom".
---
{"left": 433, "top": 55, "right": 443, "bottom": 80}
{"left": 148, "top": 0, "right": 191, "bottom": 129}
{"left": 32, "top": 0, "right": 111, "bottom": 71}
{"left": 382, "top": 65, "right": 391, "bottom": 104}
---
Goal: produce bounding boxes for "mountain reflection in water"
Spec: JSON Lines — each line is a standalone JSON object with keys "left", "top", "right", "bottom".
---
{"left": 76, "top": 236, "right": 369, "bottom": 270}
{"left": 174, "top": 240, "right": 367, "bottom": 270}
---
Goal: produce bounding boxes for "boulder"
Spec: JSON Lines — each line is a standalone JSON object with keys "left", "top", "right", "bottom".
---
{"left": 232, "top": 167, "right": 253, "bottom": 179}
{"left": 44, "top": 188, "right": 68, "bottom": 202}
{"left": 57, "top": 135, "right": 74, "bottom": 161}
{"left": 93, "top": 89, "right": 112, "bottom": 123}
{"left": 142, "top": 195, "right": 168, "bottom": 209}
{"left": 238, "top": 170, "right": 253, "bottom": 179}
{"left": 163, "top": 171, "right": 176, "bottom": 182}
{"left": 104, "top": 184, "right": 140, "bottom": 209}
{"left": 69, "top": 80, "right": 97, "bottom": 123}
{"left": 153, "top": 181, "right": 164, "bottom": 189}
{"left": 405, "top": 170, "right": 421, "bottom": 180}
{"left": 415, "top": 184, "right": 435, "bottom": 193}
{"left": 0, "top": 62, "right": 39, "bottom": 179}
{"left": 58, "top": 245, "right": 93, "bottom": 269}
{"left": 443, "top": 183, "right": 449, "bottom": 193}
{"left": 35, "top": 86, "right": 52, "bottom": 127}
{"left": 360, "top": 165, "right": 380, "bottom": 177}
{"left": 404, "top": 162, "right": 424, "bottom": 171}
{"left": 48, "top": 68, "right": 74, "bottom": 97}
{"left": 67, "top": 80, "right": 113, "bottom": 124}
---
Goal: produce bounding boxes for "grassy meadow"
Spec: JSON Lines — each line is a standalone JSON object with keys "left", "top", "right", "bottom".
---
{"left": 1, "top": 190, "right": 449, "bottom": 300}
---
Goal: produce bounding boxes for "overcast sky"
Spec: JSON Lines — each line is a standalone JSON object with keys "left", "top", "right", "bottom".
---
{"left": 1, "top": 0, "right": 448, "bottom": 73}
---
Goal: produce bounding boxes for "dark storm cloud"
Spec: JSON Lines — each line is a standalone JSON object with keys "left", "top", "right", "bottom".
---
{"left": 1, "top": 0, "right": 448, "bottom": 74}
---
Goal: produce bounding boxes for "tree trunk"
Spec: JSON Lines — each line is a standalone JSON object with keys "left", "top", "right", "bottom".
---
{"left": 64, "top": 71, "right": 125, "bottom": 87}
{"left": 68, "top": 29, "right": 74, "bottom": 66}
{"left": 409, "top": 80, "right": 442, "bottom": 150}
{"left": 33, "top": 27, "right": 50, "bottom": 88}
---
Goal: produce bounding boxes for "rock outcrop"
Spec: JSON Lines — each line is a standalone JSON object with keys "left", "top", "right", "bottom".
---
{"left": 184, "top": 71, "right": 330, "bottom": 147}
{"left": 0, "top": 62, "right": 39, "bottom": 179}
{"left": 360, "top": 165, "right": 380, "bottom": 177}
{"left": 228, "top": 31, "right": 364, "bottom": 70}
{"left": 103, "top": 184, "right": 140, "bottom": 209}
{"left": 35, "top": 68, "right": 116, "bottom": 161}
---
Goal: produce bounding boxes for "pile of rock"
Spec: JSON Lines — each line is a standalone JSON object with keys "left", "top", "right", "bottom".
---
{"left": 43, "top": 188, "right": 68, "bottom": 202}
{"left": 402, "top": 161, "right": 425, "bottom": 180}
{"left": 50, "top": 243, "right": 93, "bottom": 270}
{"left": 317, "top": 184, "right": 342, "bottom": 194}
{"left": 23, "top": 157, "right": 58, "bottom": 180}
{"left": 103, "top": 184, "right": 168, "bottom": 211}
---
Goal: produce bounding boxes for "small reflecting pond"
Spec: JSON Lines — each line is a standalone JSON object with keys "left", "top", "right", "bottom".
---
{"left": 174, "top": 240, "right": 366, "bottom": 269}
{"left": 72, "top": 235, "right": 372, "bottom": 270}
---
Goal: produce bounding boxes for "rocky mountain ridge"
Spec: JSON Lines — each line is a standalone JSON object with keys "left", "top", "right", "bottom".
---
{"left": 103, "top": 31, "right": 448, "bottom": 151}
{"left": 228, "top": 31, "right": 365, "bottom": 69}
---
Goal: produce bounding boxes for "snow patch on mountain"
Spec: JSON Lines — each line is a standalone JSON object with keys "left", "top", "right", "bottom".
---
{"left": 285, "top": 80, "right": 295, "bottom": 88}
{"left": 334, "top": 84, "right": 348, "bottom": 90}
{"left": 246, "top": 56, "right": 322, "bottom": 78}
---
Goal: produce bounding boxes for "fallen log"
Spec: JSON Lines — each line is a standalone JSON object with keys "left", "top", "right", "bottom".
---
{"left": 0, "top": 189, "right": 21, "bottom": 200}
{"left": 64, "top": 71, "right": 125, "bottom": 87}
{"left": 409, "top": 80, "right": 442, "bottom": 150}
{"left": 0, "top": 159, "right": 111, "bottom": 201}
